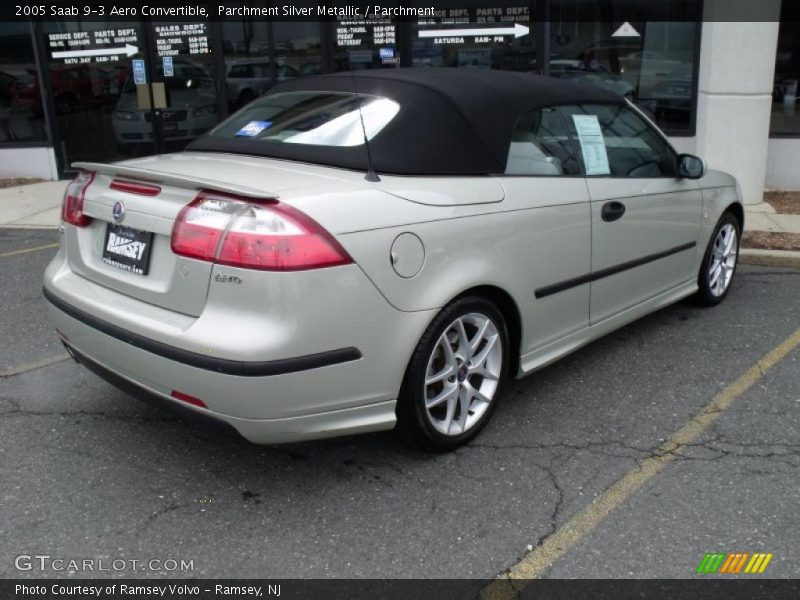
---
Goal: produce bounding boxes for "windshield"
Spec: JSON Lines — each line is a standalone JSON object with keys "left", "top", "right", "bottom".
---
{"left": 207, "top": 91, "right": 400, "bottom": 147}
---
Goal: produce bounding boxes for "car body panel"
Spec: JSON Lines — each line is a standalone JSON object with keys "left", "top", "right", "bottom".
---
{"left": 338, "top": 177, "right": 592, "bottom": 356}
{"left": 586, "top": 176, "right": 703, "bottom": 322}
{"left": 45, "top": 247, "right": 435, "bottom": 425}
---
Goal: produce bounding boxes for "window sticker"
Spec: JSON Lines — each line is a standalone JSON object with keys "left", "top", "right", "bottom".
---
{"left": 235, "top": 121, "right": 273, "bottom": 137}
{"left": 132, "top": 59, "right": 146, "bottom": 85}
{"left": 572, "top": 114, "right": 610, "bottom": 176}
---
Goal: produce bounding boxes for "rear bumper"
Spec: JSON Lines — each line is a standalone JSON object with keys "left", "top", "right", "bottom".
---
{"left": 44, "top": 286, "right": 362, "bottom": 377}
{"left": 44, "top": 250, "right": 435, "bottom": 444}
{"left": 61, "top": 337, "right": 396, "bottom": 444}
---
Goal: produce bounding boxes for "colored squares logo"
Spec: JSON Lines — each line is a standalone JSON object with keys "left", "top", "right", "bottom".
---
{"left": 697, "top": 552, "right": 773, "bottom": 574}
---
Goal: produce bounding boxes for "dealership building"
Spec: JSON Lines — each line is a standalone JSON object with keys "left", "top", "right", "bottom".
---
{"left": 0, "top": 0, "right": 798, "bottom": 205}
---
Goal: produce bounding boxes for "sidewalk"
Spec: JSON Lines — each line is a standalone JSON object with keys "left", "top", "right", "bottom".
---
{"left": 0, "top": 181, "right": 67, "bottom": 229}
{"left": 739, "top": 201, "right": 800, "bottom": 268}
{"left": 745, "top": 201, "right": 800, "bottom": 234}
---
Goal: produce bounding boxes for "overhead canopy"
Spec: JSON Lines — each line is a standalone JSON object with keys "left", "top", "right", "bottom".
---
{"left": 187, "top": 68, "right": 624, "bottom": 176}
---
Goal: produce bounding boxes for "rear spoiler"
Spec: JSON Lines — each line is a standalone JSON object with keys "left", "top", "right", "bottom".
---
{"left": 72, "top": 162, "right": 277, "bottom": 199}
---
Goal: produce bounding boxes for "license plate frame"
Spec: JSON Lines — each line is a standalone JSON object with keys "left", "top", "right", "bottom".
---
{"left": 101, "top": 223, "right": 153, "bottom": 276}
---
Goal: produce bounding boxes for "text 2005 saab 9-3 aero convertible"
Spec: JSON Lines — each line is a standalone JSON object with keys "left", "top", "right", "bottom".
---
{"left": 44, "top": 69, "right": 742, "bottom": 449}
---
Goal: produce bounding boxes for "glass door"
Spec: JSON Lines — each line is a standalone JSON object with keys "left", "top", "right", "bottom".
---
{"left": 144, "top": 21, "right": 221, "bottom": 154}
{"left": 41, "top": 20, "right": 157, "bottom": 165}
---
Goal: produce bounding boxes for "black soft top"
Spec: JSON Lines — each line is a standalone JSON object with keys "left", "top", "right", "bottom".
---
{"left": 188, "top": 68, "right": 624, "bottom": 176}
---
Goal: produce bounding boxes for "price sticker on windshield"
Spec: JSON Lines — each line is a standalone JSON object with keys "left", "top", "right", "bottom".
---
{"left": 572, "top": 114, "right": 610, "bottom": 176}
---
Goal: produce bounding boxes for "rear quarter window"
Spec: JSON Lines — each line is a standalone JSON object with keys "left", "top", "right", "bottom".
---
{"left": 208, "top": 91, "right": 400, "bottom": 147}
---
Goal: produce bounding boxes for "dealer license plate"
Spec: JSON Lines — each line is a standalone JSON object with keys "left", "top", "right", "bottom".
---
{"left": 101, "top": 223, "right": 153, "bottom": 276}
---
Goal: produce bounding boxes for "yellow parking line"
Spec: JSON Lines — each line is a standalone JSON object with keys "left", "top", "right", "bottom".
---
{"left": 483, "top": 327, "right": 800, "bottom": 597}
{"left": 0, "top": 353, "right": 70, "bottom": 378}
{"left": 0, "top": 243, "right": 59, "bottom": 259}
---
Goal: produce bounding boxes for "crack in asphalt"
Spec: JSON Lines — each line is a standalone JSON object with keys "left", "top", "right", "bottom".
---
{"left": 533, "top": 462, "right": 564, "bottom": 550}
{"left": 0, "top": 397, "right": 177, "bottom": 423}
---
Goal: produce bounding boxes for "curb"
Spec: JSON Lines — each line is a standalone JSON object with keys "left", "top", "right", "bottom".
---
{"left": 740, "top": 248, "right": 800, "bottom": 269}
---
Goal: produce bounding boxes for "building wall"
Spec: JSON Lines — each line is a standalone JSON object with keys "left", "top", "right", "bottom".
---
{"left": 693, "top": 2, "right": 782, "bottom": 204}
{"left": 0, "top": 147, "right": 59, "bottom": 180}
{"left": 766, "top": 139, "right": 800, "bottom": 190}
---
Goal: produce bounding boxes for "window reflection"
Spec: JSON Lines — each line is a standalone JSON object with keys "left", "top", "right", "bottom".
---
{"left": 0, "top": 23, "right": 47, "bottom": 143}
{"left": 222, "top": 19, "right": 320, "bottom": 111}
{"left": 548, "top": 19, "right": 698, "bottom": 133}
{"left": 770, "top": 3, "right": 800, "bottom": 135}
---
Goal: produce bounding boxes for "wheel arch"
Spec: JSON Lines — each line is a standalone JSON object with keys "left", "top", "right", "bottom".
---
{"left": 451, "top": 284, "right": 522, "bottom": 378}
{"left": 725, "top": 201, "right": 745, "bottom": 233}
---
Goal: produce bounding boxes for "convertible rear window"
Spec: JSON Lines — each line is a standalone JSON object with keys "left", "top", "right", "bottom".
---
{"left": 207, "top": 91, "right": 400, "bottom": 147}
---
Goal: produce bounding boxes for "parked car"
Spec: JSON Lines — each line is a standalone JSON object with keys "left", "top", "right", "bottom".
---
{"left": 640, "top": 64, "right": 694, "bottom": 121}
{"left": 13, "top": 65, "right": 110, "bottom": 114}
{"left": 225, "top": 58, "right": 298, "bottom": 110}
{"left": 548, "top": 59, "right": 636, "bottom": 99}
{"left": 0, "top": 70, "right": 17, "bottom": 104}
{"left": 112, "top": 58, "right": 217, "bottom": 152}
{"left": 45, "top": 69, "right": 743, "bottom": 449}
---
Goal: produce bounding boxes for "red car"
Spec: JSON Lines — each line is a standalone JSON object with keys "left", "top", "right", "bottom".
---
{"left": 13, "top": 65, "right": 110, "bottom": 114}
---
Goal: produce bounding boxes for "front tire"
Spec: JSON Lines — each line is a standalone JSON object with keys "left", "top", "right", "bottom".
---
{"left": 396, "top": 296, "right": 510, "bottom": 450}
{"left": 695, "top": 212, "right": 740, "bottom": 306}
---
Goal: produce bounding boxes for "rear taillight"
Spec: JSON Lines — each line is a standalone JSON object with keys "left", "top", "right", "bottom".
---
{"left": 171, "top": 190, "right": 351, "bottom": 271}
{"left": 62, "top": 170, "right": 95, "bottom": 227}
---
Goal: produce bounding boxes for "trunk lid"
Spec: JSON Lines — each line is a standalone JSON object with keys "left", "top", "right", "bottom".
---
{"left": 68, "top": 153, "right": 348, "bottom": 317}
{"left": 67, "top": 152, "right": 505, "bottom": 316}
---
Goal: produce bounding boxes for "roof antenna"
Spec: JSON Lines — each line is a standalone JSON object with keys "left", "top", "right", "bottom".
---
{"left": 348, "top": 52, "right": 380, "bottom": 182}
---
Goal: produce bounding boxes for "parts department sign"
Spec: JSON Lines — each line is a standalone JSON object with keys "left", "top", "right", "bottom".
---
{"left": 48, "top": 27, "right": 139, "bottom": 64}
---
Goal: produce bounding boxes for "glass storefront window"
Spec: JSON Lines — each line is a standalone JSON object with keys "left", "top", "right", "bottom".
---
{"left": 770, "top": 3, "right": 800, "bottom": 135}
{"left": 43, "top": 18, "right": 223, "bottom": 165}
{"left": 331, "top": 17, "right": 400, "bottom": 71}
{"left": 0, "top": 23, "right": 47, "bottom": 143}
{"left": 547, "top": 19, "right": 698, "bottom": 134}
{"left": 274, "top": 23, "right": 323, "bottom": 79}
{"left": 412, "top": 5, "right": 536, "bottom": 71}
{"left": 222, "top": 20, "right": 320, "bottom": 111}
{"left": 18, "top": 4, "right": 707, "bottom": 176}
{"left": 222, "top": 15, "right": 270, "bottom": 111}
{"left": 42, "top": 20, "right": 153, "bottom": 163}
{"left": 548, "top": 0, "right": 700, "bottom": 134}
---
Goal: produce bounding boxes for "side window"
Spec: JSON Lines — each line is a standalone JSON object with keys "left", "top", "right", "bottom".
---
{"left": 505, "top": 107, "right": 581, "bottom": 176}
{"left": 560, "top": 104, "right": 677, "bottom": 178}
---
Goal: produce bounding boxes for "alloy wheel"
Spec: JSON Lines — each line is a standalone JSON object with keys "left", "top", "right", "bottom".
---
{"left": 423, "top": 313, "right": 503, "bottom": 436}
{"left": 708, "top": 223, "right": 738, "bottom": 297}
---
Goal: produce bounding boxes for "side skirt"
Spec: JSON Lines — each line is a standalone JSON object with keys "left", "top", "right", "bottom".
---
{"left": 517, "top": 279, "right": 698, "bottom": 377}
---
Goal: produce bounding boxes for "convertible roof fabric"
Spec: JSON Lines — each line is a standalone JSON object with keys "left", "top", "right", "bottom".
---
{"left": 187, "top": 68, "right": 625, "bottom": 175}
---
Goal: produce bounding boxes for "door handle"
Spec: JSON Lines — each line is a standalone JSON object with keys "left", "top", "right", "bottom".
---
{"left": 601, "top": 201, "right": 626, "bottom": 222}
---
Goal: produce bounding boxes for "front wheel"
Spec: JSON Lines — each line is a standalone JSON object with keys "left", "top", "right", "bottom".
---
{"left": 396, "top": 297, "right": 510, "bottom": 450}
{"left": 695, "top": 212, "right": 740, "bottom": 306}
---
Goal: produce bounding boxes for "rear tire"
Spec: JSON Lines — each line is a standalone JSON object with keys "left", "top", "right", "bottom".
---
{"left": 694, "top": 212, "right": 740, "bottom": 306}
{"left": 396, "top": 296, "right": 510, "bottom": 450}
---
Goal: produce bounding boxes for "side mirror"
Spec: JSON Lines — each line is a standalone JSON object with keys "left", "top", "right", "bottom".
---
{"left": 677, "top": 154, "right": 706, "bottom": 179}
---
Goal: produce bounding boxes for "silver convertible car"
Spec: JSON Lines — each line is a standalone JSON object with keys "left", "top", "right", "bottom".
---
{"left": 44, "top": 69, "right": 742, "bottom": 449}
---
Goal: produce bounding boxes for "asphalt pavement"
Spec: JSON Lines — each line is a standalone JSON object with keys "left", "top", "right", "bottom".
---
{"left": 1, "top": 228, "right": 798, "bottom": 580}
